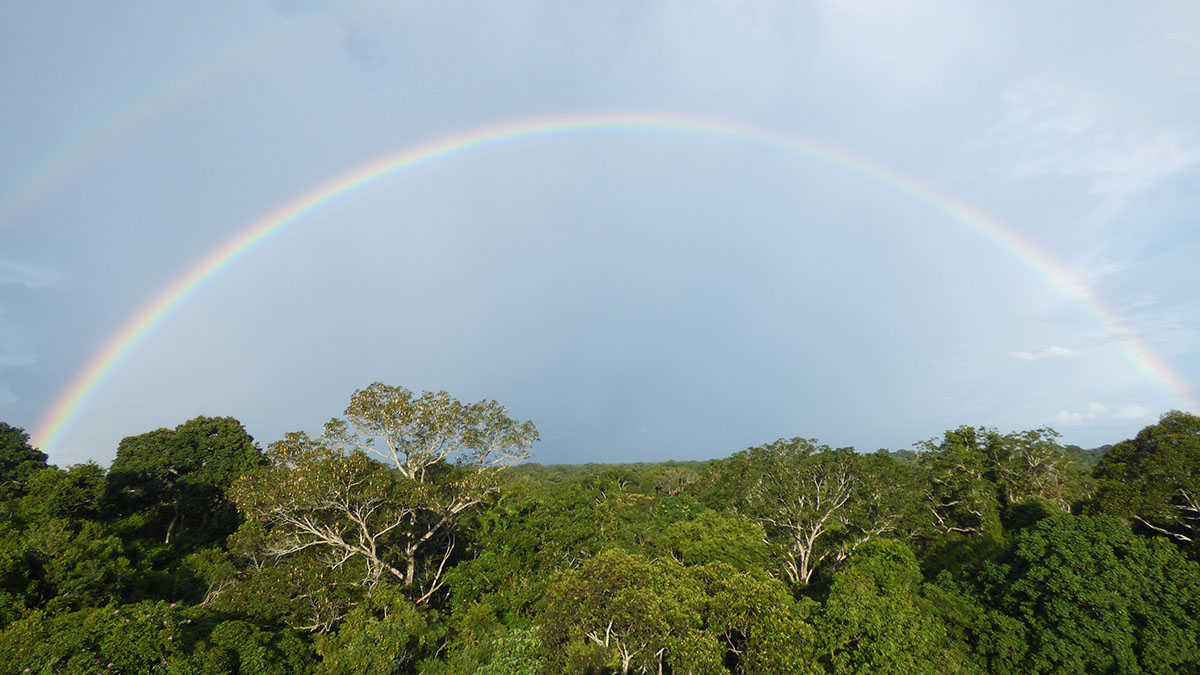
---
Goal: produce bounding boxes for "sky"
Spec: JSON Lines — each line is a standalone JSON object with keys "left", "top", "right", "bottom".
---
{"left": 2, "top": 1, "right": 1198, "bottom": 467}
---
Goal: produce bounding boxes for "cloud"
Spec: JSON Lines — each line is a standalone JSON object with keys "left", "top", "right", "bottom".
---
{"left": 1055, "top": 402, "right": 1150, "bottom": 425}
{"left": 0, "top": 260, "right": 58, "bottom": 289}
{"left": 0, "top": 260, "right": 57, "bottom": 410}
{"left": 1010, "top": 345, "right": 1079, "bottom": 361}
{"left": 971, "top": 76, "right": 1200, "bottom": 214}
{"left": 1113, "top": 403, "right": 1151, "bottom": 421}
{"left": 0, "top": 329, "right": 36, "bottom": 371}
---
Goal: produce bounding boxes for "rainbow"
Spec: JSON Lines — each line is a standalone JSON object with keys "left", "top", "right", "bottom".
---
{"left": 30, "top": 112, "right": 1199, "bottom": 454}
{"left": 0, "top": 7, "right": 336, "bottom": 229}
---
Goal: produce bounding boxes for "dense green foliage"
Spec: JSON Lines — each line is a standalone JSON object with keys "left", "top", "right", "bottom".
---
{"left": 1, "top": 391, "right": 1197, "bottom": 673}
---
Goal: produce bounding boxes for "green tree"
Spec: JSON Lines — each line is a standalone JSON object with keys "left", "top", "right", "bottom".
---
{"left": 542, "top": 549, "right": 722, "bottom": 674}
{"left": 917, "top": 427, "right": 1001, "bottom": 538}
{"left": 234, "top": 437, "right": 411, "bottom": 585}
{"left": 442, "top": 473, "right": 654, "bottom": 630}
{"left": 205, "top": 518, "right": 367, "bottom": 632}
{"left": 0, "top": 600, "right": 200, "bottom": 674}
{"left": 107, "top": 416, "right": 264, "bottom": 549}
{"left": 201, "top": 618, "right": 317, "bottom": 674}
{"left": 326, "top": 382, "right": 538, "bottom": 483}
{"left": 0, "top": 522, "right": 36, "bottom": 627}
{"left": 664, "top": 510, "right": 769, "bottom": 570}
{"left": 471, "top": 626, "right": 545, "bottom": 675}
{"left": 1092, "top": 410, "right": 1200, "bottom": 556}
{"left": 232, "top": 384, "right": 537, "bottom": 613}
{"left": 983, "top": 427, "right": 1080, "bottom": 512}
{"left": 914, "top": 427, "right": 1005, "bottom": 572}
{"left": 427, "top": 618, "right": 546, "bottom": 675}
{"left": 969, "top": 514, "right": 1200, "bottom": 673}
{"left": 0, "top": 422, "right": 47, "bottom": 502}
{"left": 720, "top": 439, "right": 910, "bottom": 586}
{"left": 690, "top": 563, "right": 819, "bottom": 675}
{"left": 0, "top": 463, "right": 124, "bottom": 618}
{"left": 314, "top": 585, "right": 442, "bottom": 674}
{"left": 17, "top": 463, "right": 107, "bottom": 523}
{"left": 23, "top": 518, "right": 132, "bottom": 612}
{"left": 816, "top": 539, "right": 975, "bottom": 674}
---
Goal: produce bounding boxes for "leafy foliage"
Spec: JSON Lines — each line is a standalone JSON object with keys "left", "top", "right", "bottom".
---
{"left": 816, "top": 539, "right": 974, "bottom": 674}
{"left": 1092, "top": 410, "right": 1200, "bottom": 557}
{"left": 1, "top": 399, "right": 1198, "bottom": 673}
{"left": 107, "top": 416, "right": 264, "bottom": 552}
{"left": 967, "top": 514, "right": 1200, "bottom": 674}
{"left": 0, "top": 423, "right": 47, "bottom": 502}
{"left": 542, "top": 549, "right": 720, "bottom": 674}
{"left": 712, "top": 439, "right": 916, "bottom": 586}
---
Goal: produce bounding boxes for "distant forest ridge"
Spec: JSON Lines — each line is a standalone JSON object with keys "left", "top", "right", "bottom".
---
{"left": 514, "top": 442, "right": 1112, "bottom": 474}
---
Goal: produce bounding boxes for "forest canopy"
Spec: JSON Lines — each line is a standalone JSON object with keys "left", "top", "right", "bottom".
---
{"left": 0, "top": 389, "right": 1197, "bottom": 674}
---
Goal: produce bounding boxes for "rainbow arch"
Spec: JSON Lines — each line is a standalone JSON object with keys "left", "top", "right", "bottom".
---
{"left": 30, "top": 112, "right": 1199, "bottom": 454}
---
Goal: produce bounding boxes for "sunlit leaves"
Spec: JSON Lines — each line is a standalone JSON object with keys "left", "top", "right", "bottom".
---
{"left": 1093, "top": 410, "right": 1200, "bottom": 556}
{"left": 542, "top": 549, "right": 718, "bottom": 674}
{"left": 716, "top": 439, "right": 915, "bottom": 586}
{"left": 229, "top": 384, "right": 537, "bottom": 623}
{"left": 330, "top": 382, "right": 538, "bottom": 482}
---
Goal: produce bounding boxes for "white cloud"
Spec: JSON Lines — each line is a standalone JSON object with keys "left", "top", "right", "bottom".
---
{"left": 0, "top": 260, "right": 58, "bottom": 289}
{"left": 1055, "top": 401, "right": 1150, "bottom": 425}
{"left": 1010, "top": 345, "right": 1079, "bottom": 361}
{"left": 1054, "top": 410, "right": 1084, "bottom": 425}
{"left": 1113, "top": 403, "right": 1150, "bottom": 421}
{"left": 971, "top": 76, "right": 1200, "bottom": 215}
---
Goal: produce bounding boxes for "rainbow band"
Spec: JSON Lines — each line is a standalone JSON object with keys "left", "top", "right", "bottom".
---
{"left": 0, "top": 9, "right": 336, "bottom": 229}
{"left": 31, "top": 112, "right": 1199, "bottom": 453}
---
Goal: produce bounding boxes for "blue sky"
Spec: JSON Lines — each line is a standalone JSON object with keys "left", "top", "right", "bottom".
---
{"left": 2, "top": 1, "right": 1198, "bottom": 466}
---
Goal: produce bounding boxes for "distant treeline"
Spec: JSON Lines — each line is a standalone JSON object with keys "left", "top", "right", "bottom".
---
{"left": 0, "top": 383, "right": 1196, "bottom": 673}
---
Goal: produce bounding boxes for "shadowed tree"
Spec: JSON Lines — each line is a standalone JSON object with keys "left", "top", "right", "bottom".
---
{"left": 0, "top": 423, "right": 47, "bottom": 502}
{"left": 107, "top": 416, "right": 264, "bottom": 551}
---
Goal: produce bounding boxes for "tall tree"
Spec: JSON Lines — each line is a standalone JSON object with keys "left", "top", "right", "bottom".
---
{"left": 231, "top": 383, "right": 537, "bottom": 610}
{"left": 722, "top": 439, "right": 908, "bottom": 586}
{"left": 1093, "top": 410, "right": 1200, "bottom": 556}
{"left": 542, "top": 549, "right": 722, "bottom": 675}
{"left": 325, "top": 383, "right": 538, "bottom": 483}
{"left": 107, "top": 416, "right": 264, "bottom": 549}
{"left": 918, "top": 425, "right": 1081, "bottom": 538}
{"left": 917, "top": 427, "right": 1001, "bottom": 538}
{"left": 982, "top": 427, "right": 1080, "bottom": 511}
